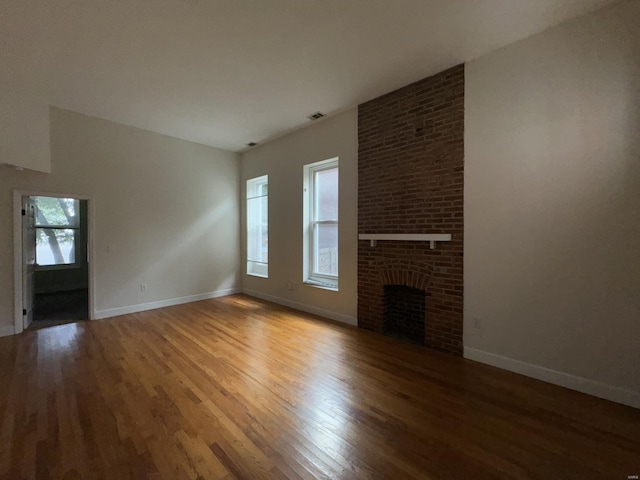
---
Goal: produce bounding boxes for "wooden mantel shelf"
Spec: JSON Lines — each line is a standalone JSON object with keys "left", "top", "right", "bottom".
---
{"left": 358, "top": 233, "right": 452, "bottom": 249}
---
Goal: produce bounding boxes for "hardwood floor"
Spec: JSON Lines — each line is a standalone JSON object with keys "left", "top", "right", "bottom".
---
{"left": 0, "top": 294, "right": 638, "bottom": 479}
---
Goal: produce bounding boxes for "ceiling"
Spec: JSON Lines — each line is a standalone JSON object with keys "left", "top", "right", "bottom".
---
{"left": 0, "top": 0, "right": 618, "bottom": 152}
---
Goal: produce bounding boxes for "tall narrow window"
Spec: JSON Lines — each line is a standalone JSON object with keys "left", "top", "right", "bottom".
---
{"left": 247, "top": 175, "right": 268, "bottom": 278}
{"left": 304, "top": 158, "right": 338, "bottom": 289}
{"left": 34, "top": 196, "right": 80, "bottom": 268}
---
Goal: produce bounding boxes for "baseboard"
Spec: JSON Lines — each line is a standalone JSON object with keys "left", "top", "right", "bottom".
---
{"left": 0, "top": 325, "right": 16, "bottom": 337}
{"left": 464, "top": 347, "right": 640, "bottom": 409}
{"left": 94, "top": 288, "right": 241, "bottom": 320}
{"left": 242, "top": 288, "right": 357, "bottom": 326}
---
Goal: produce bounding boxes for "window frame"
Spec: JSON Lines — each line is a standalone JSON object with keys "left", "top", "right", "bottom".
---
{"left": 34, "top": 197, "right": 82, "bottom": 271}
{"left": 246, "top": 175, "right": 269, "bottom": 278}
{"left": 303, "top": 157, "right": 339, "bottom": 290}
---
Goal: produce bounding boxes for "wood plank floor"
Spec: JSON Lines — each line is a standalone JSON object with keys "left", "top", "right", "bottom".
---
{"left": 0, "top": 294, "right": 638, "bottom": 479}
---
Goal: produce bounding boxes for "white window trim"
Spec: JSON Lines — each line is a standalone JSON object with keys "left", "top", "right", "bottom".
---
{"left": 303, "top": 157, "right": 339, "bottom": 290}
{"left": 246, "top": 175, "right": 268, "bottom": 278}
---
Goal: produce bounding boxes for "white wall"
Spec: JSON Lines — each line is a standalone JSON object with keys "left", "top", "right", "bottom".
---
{"left": 465, "top": 0, "right": 640, "bottom": 407}
{"left": 240, "top": 109, "right": 358, "bottom": 325}
{"left": 0, "top": 89, "right": 51, "bottom": 173}
{"left": 0, "top": 107, "right": 240, "bottom": 331}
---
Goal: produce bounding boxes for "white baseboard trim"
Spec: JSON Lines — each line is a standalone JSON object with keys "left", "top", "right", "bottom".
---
{"left": 464, "top": 347, "right": 640, "bottom": 409}
{"left": 94, "top": 288, "right": 241, "bottom": 320}
{"left": 0, "top": 325, "right": 16, "bottom": 337}
{"left": 242, "top": 288, "right": 357, "bottom": 327}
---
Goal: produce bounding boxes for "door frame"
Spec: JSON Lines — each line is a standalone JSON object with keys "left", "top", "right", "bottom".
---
{"left": 13, "top": 190, "right": 95, "bottom": 334}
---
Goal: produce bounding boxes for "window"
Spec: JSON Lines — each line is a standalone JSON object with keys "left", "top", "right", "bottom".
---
{"left": 304, "top": 158, "right": 338, "bottom": 289}
{"left": 34, "top": 196, "right": 80, "bottom": 268}
{"left": 246, "top": 175, "right": 268, "bottom": 277}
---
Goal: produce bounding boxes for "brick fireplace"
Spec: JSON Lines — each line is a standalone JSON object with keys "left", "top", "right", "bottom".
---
{"left": 357, "top": 64, "right": 464, "bottom": 355}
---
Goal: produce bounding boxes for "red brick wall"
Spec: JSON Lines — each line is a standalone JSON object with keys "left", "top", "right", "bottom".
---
{"left": 358, "top": 64, "right": 464, "bottom": 355}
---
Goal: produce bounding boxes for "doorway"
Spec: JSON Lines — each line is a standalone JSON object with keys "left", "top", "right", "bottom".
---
{"left": 13, "top": 191, "right": 94, "bottom": 333}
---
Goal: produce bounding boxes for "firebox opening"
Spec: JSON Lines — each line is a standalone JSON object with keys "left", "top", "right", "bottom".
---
{"left": 383, "top": 285, "right": 426, "bottom": 345}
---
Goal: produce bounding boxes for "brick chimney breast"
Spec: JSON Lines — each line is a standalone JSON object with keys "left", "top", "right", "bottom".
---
{"left": 357, "top": 64, "right": 464, "bottom": 355}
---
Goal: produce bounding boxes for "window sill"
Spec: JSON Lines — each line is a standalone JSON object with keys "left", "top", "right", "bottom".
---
{"left": 246, "top": 272, "right": 268, "bottom": 279}
{"left": 303, "top": 280, "right": 338, "bottom": 292}
{"left": 35, "top": 264, "right": 82, "bottom": 272}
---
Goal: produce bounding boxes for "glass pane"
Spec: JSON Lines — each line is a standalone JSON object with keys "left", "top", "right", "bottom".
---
{"left": 34, "top": 197, "right": 79, "bottom": 227}
{"left": 315, "top": 167, "right": 338, "bottom": 221}
{"left": 247, "top": 196, "right": 268, "bottom": 264}
{"left": 261, "top": 195, "right": 268, "bottom": 223}
{"left": 36, "top": 229, "right": 76, "bottom": 265}
{"left": 314, "top": 223, "right": 338, "bottom": 275}
{"left": 247, "top": 176, "right": 268, "bottom": 198}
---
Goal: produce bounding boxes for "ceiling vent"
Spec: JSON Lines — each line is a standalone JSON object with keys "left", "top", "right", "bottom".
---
{"left": 308, "top": 112, "right": 325, "bottom": 120}
{"left": 246, "top": 142, "right": 258, "bottom": 147}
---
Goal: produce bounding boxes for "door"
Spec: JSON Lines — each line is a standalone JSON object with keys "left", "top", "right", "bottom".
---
{"left": 22, "top": 197, "right": 36, "bottom": 329}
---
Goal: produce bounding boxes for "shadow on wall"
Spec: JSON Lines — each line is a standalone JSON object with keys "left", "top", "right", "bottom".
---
{"left": 101, "top": 196, "right": 239, "bottom": 307}
{"left": 473, "top": 30, "right": 640, "bottom": 391}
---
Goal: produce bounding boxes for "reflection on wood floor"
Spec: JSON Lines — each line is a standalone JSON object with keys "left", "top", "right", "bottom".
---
{"left": 1, "top": 294, "right": 638, "bottom": 479}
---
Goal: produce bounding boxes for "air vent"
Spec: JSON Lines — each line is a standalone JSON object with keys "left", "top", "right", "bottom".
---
{"left": 246, "top": 142, "right": 258, "bottom": 147}
{"left": 308, "top": 112, "right": 325, "bottom": 120}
